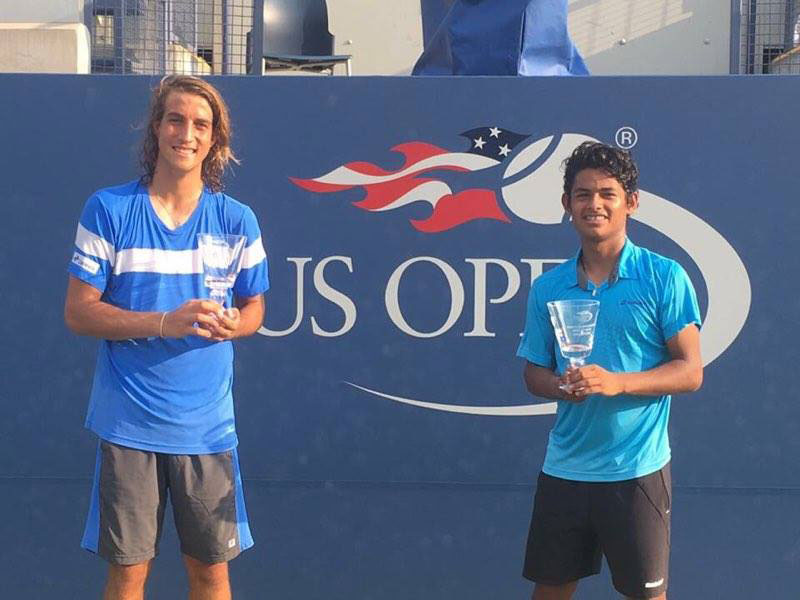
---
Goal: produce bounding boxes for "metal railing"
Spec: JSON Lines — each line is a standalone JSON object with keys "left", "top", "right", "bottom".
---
{"left": 87, "top": 0, "right": 253, "bottom": 75}
{"left": 739, "top": 0, "right": 800, "bottom": 73}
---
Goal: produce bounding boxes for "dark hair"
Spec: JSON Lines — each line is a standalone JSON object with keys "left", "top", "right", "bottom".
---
{"left": 140, "top": 75, "right": 239, "bottom": 192}
{"left": 562, "top": 141, "right": 638, "bottom": 196}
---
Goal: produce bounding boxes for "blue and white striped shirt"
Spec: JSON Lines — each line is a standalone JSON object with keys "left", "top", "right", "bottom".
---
{"left": 69, "top": 179, "right": 269, "bottom": 454}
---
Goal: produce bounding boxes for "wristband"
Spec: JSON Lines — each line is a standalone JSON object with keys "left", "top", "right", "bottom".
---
{"left": 159, "top": 311, "right": 168, "bottom": 338}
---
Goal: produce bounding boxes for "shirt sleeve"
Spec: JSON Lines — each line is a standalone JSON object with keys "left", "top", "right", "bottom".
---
{"left": 660, "top": 261, "right": 702, "bottom": 341}
{"left": 233, "top": 206, "right": 270, "bottom": 298}
{"left": 67, "top": 193, "right": 116, "bottom": 292}
{"left": 516, "top": 281, "right": 557, "bottom": 369}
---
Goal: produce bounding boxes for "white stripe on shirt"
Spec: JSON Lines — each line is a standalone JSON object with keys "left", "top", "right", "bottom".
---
{"left": 242, "top": 237, "right": 267, "bottom": 269}
{"left": 114, "top": 247, "right": 197, "bottom": 275}
{"left": 113, "top": 237, "right": 267, "bottom": 275}
{"left": 75, "top": 223, "right": 116, "bottom": 266}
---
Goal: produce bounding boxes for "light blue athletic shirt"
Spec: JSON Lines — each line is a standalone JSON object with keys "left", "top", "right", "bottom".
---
{"left": 68, "top": 180, "right": 269, "bottom": 454}
{"left": 517, "top": 239, "right": 701, "bottom": 482}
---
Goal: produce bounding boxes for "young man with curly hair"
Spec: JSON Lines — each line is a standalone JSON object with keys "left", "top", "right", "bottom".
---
{"left": 65, "top": 75, "right": 268, "bottom": 600}
{"left": 517, "top": 142, "right": 703, "bottom": 600}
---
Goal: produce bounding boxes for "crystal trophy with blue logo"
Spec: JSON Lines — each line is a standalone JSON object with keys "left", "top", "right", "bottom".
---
{"left": 197, "top": 233, "right": 246, "bottom": 308}
{"left": 546, "top": 299, "right": 600, "bottom": 390}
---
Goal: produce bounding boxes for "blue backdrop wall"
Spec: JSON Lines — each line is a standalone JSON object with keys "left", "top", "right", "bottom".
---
{"left": 1, "top": 74, "right": 796, "bottom": 598}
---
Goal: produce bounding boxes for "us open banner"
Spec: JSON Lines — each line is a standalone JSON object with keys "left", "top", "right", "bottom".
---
{"left": 1, "top": 74, "right": 797, "bottom": 598}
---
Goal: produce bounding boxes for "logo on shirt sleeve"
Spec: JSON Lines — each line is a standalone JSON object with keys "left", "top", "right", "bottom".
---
{"left": 71, "top": 251, "right": 100, "bottom": 275}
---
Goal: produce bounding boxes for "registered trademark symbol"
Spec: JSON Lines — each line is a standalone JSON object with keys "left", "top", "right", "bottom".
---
{"left": 615, "top": 126, "right": 638, "bottom": 149}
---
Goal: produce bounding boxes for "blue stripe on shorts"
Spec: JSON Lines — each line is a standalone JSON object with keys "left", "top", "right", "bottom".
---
{"left": 232, "top": 447, "right": 254, "bottom": 551}
{"left": 81, "top": 441, "right": 102, "bottom": 554}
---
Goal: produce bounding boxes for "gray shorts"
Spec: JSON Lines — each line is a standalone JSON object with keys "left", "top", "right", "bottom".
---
{"left": 81, "top": 440, "right": 254, "bottom": 565}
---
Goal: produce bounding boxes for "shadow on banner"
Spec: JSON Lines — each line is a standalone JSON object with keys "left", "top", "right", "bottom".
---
{"left": 414, "top": 0, "right": 589, "bottom": 76}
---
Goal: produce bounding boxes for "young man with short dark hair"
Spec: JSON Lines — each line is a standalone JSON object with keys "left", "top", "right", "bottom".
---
{"left": 65, "top": 75, "right": 269, "bottom": 600}
{"left": 517, "top": 142, "right": 702, "bottom": 600}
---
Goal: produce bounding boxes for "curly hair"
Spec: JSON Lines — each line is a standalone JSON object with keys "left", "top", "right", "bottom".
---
{"left": 140, "top": 75, "right": 239, "bottom": 193}
{"left": 562, "top": 141, "right": 638, "bottom": 196}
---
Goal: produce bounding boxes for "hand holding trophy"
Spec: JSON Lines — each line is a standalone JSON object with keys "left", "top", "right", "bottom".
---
{"left": 546, "top": 299, "right": 600, "bottom": 392}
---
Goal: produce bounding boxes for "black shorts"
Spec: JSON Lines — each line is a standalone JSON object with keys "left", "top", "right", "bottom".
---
{"left": 523, "top": 463, "right": 671, "bottom": 599}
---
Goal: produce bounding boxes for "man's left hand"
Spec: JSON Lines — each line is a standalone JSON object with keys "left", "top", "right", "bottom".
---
{"left": 563, "top": 365, "right": 625, "bottom": 398}
{"left": 202, "top": 306, "right": 242, "bottom": 341}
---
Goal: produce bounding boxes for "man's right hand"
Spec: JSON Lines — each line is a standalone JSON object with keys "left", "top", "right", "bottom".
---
{"left": 557, "top": 371, "right": 585, "bottom": 403}
{"left": 524, "top": 361, "right": 586, "bottom": 403}
{"left": 561, "top": 364, "right": 626, "bottom": 399}
{"left": 558, "top": 382, "right": 584, "bottom": 403}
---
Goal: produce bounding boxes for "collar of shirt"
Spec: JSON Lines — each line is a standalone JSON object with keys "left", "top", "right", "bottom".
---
{"left": 571, "top": 238, "right": 639, "bottom": 291}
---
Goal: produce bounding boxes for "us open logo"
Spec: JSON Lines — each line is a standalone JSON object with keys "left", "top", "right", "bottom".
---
{"left": 266, "top": 130, "right": 751, "bottom": 416}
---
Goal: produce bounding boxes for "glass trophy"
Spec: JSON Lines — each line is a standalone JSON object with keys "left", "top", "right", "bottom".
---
{"left": 197, "top": 233, "right": 246, "bottom": 308}
{"left": 546, "top": 299, "right": 600, "bottom": 391}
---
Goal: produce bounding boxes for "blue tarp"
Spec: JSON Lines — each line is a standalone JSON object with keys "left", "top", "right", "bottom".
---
{"left": 414, "top": 0, "right": 588, "bottom": 76}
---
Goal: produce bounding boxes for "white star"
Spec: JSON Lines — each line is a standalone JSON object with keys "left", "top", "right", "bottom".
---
{"left": 473, "top": 136, "right": 486, "bottom": 149}
{"left": 489, "top": 127, "right": 502, "bottom": 138}
{"left": 498, "top": 144, "right": 511, "bottom": 157}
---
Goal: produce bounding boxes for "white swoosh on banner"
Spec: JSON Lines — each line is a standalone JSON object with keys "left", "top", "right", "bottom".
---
{"left": 345, "top": 382, "right": 558, "bottom": 416}
{"left": 349, "top": 133, "right": 751, "bottom": 416}
{"left": 634, "top": 191, "right": 751, "bottom": 365}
